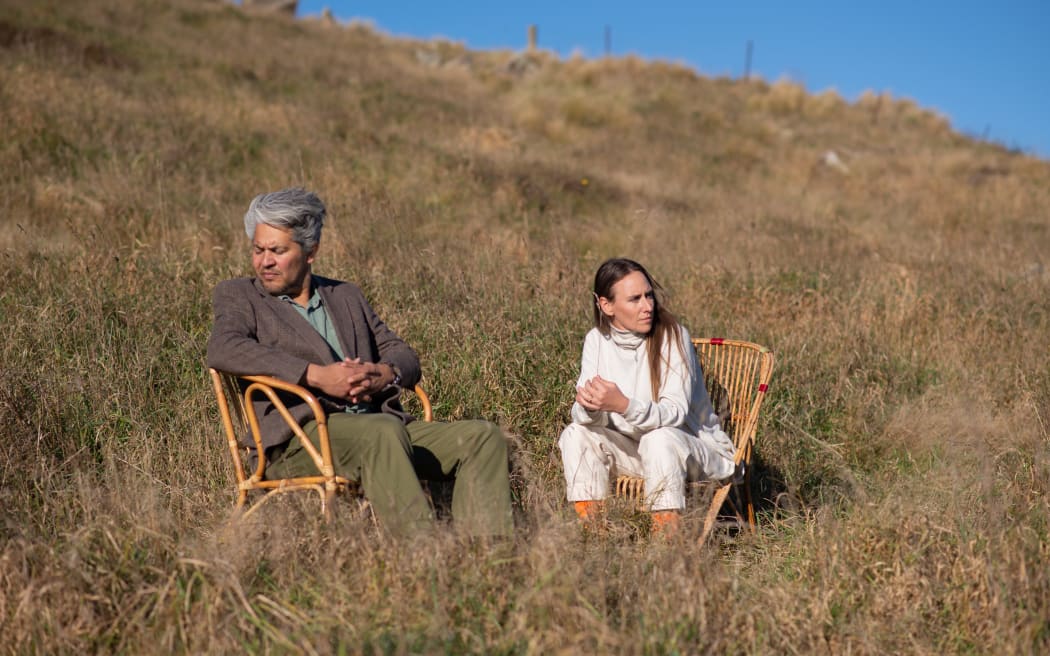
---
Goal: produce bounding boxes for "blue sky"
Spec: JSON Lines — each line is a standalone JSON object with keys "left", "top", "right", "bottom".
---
{"left": 298, "top": 1, "right": 1049, "bottom": 159}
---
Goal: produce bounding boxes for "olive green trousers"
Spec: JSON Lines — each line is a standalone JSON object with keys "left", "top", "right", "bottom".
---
{"left": 265, "top": 413, "right": 513, "bottom": 537}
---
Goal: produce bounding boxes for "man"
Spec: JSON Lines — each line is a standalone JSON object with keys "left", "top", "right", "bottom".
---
{"left": 207, "top": 187, "right": 513, "bottom": 537}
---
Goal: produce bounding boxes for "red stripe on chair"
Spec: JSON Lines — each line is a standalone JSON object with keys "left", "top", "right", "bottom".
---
{"left": 759, "top": 384, "right": 768, "bottom": 392}
{"left": 710, "top": 338, "right": 725, "bottom": 344}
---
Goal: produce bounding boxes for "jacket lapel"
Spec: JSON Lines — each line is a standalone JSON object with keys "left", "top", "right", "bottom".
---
{"left": 316, "top": 280, "right": 359, "bottom": 360}
{"left": 252, "top": 278, "right": 335, "bottom": 363}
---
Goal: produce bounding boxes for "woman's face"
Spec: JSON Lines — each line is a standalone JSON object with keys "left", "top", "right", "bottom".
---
{"left": 599, "top": 270, "right": 655, "bottom": 334}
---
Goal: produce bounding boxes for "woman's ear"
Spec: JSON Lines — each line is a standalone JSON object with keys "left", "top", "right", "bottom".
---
{"left": 597, "top": 296, "right": 615, "bottom": 317}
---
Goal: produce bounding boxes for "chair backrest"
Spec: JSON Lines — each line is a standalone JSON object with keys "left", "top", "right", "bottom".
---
{"left": 209, "top": 368, "right": 251, "bottom": 486}
{"left": 692, "top": 338, "right": 774, "bottom": 466}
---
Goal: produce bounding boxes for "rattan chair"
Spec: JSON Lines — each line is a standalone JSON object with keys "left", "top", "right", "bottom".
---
{"left": 209, "top": 368, "right": 433, "bottom": 519}
{"left": 614, "top": 338, "right": 774, "bottom": 545}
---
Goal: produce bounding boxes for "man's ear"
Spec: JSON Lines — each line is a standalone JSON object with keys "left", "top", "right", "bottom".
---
{"left": 305, "top": 245, "right": 319, "bottom": 265}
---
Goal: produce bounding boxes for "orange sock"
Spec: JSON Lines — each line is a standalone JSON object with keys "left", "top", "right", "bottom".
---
{"left": 573, "top": 500, "right": 604, "bottom": 521}
{"left": 651, "top": 510, "right": 681, "bottom": 537}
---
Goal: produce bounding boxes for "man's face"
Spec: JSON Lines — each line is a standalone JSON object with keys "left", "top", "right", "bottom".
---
{"left": 251, "top": 223, "right": 315, "bottom": 300}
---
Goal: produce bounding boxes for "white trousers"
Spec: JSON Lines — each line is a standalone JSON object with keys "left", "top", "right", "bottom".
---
{"left": 558, "top": 423, "right": 735, "bottom": 511}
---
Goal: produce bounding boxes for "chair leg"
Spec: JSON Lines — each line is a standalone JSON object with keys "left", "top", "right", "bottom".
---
{"left": 699, "top": 484, "right": 732, "bottom": 546}
{"left": 744, "top": 469, "right": 756, "bottom": 530}
{"left": 321, "top": 485, "right": 336, "bottom": 523}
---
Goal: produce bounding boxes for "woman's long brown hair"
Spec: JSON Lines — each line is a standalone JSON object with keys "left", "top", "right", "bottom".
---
{"left": 592, "top": 258, "right": 685, "bottom": 399}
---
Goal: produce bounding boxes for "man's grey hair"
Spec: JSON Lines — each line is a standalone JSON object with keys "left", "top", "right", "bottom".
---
{"left": 244, "top": 187, "right": 326, "bottom": 253}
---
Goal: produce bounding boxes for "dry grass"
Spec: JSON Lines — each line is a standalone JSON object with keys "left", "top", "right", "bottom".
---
{"left": 2, "top": 0, "right": 1049, "bottom": 653}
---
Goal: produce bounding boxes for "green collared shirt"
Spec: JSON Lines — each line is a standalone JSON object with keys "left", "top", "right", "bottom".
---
{"left": 280, "top": 280, "right": 345, "bottom": 361}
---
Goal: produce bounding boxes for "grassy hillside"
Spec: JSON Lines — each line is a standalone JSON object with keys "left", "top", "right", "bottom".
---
{"left": 2, "top": 0, "right": 1048, "bottom": 652}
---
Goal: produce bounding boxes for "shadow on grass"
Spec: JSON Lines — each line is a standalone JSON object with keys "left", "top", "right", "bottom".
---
{"left": 708, "top": 449, "right": 791, "bottom": 538}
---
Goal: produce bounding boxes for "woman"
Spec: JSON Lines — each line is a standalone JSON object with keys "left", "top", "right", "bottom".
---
{"left": 559, "top": 258, "right": 735, "bottom": 534}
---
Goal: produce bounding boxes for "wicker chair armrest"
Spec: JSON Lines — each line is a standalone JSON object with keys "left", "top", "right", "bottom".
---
{"left": 237, "top": 376, "right": 433, "bottom": 477}
{"left": 239, "top": 374, "right": 323, "bottom": 406}
{"left": 238, "top": 375, "right": 332, "bottom": 481}
{"left": 412, "top": 384, "right": 433, "bottom": 422}
{"left": 240, "top": 375, "right": 432, "bottom": 420}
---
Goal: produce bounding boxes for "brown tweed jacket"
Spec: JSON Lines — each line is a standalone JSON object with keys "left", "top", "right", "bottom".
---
{"left": 206, "top": 275, "right": 422, "bottom": 449}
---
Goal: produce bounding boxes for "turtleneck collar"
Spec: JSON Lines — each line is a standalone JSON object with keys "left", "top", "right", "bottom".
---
{"left": 608, "top": 325, "right": 645, "bottom": 350}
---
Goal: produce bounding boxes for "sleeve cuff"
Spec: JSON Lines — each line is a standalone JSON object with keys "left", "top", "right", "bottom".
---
{"left": 623, "top": 398, "right": 645, "bottom": 422}
{"left": 382, "top": 362, "right": 402, "bottom": 387}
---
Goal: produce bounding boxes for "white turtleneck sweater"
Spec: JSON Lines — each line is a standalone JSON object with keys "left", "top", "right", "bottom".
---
{"left": 570, "top": 325, "right": 723, "bottom": 440}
